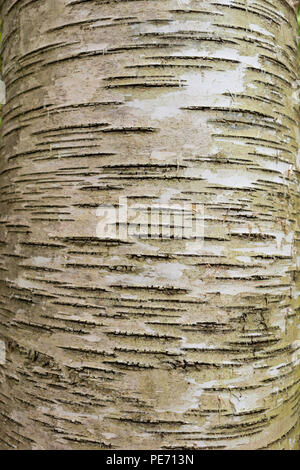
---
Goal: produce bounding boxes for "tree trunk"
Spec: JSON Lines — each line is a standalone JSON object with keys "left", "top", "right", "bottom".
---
{"left": 0, "top": 0, "right": 299, "bottom": 450}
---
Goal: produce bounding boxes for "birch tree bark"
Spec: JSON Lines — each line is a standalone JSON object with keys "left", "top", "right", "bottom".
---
{"left": 0, "top": 0, "right": 299, "bottom": 450}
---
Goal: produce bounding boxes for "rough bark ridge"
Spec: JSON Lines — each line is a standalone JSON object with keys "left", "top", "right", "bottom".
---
{"left": 0, "top": 0, "right": 299, "bottom": 450}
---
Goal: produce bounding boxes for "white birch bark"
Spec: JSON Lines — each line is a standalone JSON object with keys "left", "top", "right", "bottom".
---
{"left": 0, "top": 0, "right": 299, "bottom": 450}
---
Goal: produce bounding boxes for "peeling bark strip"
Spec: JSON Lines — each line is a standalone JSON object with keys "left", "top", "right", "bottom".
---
{"left": 0, "top": 0, "right": 299, "bottom": 451}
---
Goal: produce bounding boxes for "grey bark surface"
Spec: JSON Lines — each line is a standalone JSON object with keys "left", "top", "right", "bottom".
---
{"left": 0, "top": 0, "right": 299, "bottom": 450}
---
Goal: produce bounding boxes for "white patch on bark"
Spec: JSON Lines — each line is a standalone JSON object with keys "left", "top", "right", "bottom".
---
{"left": 0, "top": 340, "right": 5, "bottom": 365}
{"left": 0, "top": 80, "right": 6, "bottom": 105}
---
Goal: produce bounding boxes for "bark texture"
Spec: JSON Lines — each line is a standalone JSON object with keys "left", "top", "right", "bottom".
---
{"left": 0, "top": 0, "right": 299, "bottom": 450}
